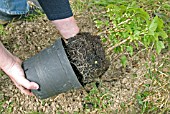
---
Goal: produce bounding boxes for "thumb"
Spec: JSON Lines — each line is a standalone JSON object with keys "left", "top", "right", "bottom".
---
{"left": 6, "top": 61, "right": 39, "bottom": 90}
{"left": 16, "top": 76, "right": 39, "bottom": 90}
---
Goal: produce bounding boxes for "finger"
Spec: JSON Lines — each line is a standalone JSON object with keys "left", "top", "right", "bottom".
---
{"left": 11, "top": 74, "right": 39, "bottom": 90}
{"left": 9, "top": 66, "right": 39, "bottom": 90}
{"left": 16, "top": 76, "right": 39, "bottom": 90}
{"left": 5, "top": 61, "right": 39, "bottom": 90}
{"left": 9, "top": 65, "right": 39, "bottom": 90}
{"left": 11, "top": 78, "right": 34, "bottom": 96}
{"left": 17, "top": 85, "right": 34, "bottom": 96}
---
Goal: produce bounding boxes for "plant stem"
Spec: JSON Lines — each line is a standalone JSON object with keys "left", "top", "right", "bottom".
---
{"left": 107, "top": 36, "right": 131, "bottom": 54}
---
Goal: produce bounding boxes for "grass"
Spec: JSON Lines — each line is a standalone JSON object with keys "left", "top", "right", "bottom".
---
{"left": 83, "top": 83, "right": 114, "bottom": 112}
{"left": 71, "top": 0, "right": 170, "bottom": 113}
{"left": 24, "top": 9, "right": 45, "bottom": 22}
{"left": 0, "top": 0, "right": 169, "bottom": 113}
{"left": 0, "top": 25, "right": 6, "bottom": 36}
{"left": 0, "top": 101, "right": 4, "bottom": 113}
{"left": 138, "top": 53, "right": 170, "bottom": 113}
{"left": 71, "top": 0, "right": 88, "bottom": 13}
{"left": 0, "top": 99, "right": 13, "bottom": 114}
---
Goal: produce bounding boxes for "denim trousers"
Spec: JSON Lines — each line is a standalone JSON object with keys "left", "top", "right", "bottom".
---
{"left": 0, "top": 0, "right": 29, "bottom": 15}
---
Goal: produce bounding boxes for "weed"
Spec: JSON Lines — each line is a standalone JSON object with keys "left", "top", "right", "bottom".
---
{"left": 71, "top": 0, "right": 89, "bottom": 13}
{"left": 0, "top": 25, "right": 6, "bottom": 36}
{"left": 92, "top": 0, "right": 169, "bottom": 67}
{"left": 0, "top": 101, "right": 5, "bottom": 113}
{"left": 137, "top": 53, "right": 170, "bottom": 114}
{"left": 86, "top": 0, "right": 169, "bottom": 113}
{"left": 24, "top": 9, "right": 45, "bottom": 22}
{"left": 84, "top": 83, "right": 113, "bottom": 112}
{"left": 0, "top": 100, "right": 14, "bottom": 114}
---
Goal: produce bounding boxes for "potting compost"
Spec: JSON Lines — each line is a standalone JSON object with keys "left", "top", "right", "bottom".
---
{"left": 64, "top": 32, "right": 109, "bottom": 85}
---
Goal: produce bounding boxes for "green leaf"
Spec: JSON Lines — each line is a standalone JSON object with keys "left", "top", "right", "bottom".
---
{"left": 151, "top": 55, "right": 155, "bottom": 62}
{"left": 149, "top": 16, "right": 158, "bottom": 35}
{"left": 143, "top": 35, "right": 152, "bottom": 46}
{"left": 126, "top": 25, "right": 132, "bottom": 34}
{"left": 134, "top": 30, "right": 140, "bottom": 37}
{"left": 94, "top": 20, "right": 103, "bottom": 28}
{"left": 158, "top": 30, "right": 168, "bottom": 39}
{"left": 135, "top": 8, "right": 150, "bottom": 24}
{"left": 0, "top": 25, "right": 6, "bottom": 35}
{"left": 156, "top": 17, "right": 164, "bottom": 30}
{"left": 127, "top": 46, "right": 133, "bottom": 56}
{"left": 121, "top": 55, "right": 127, "bottom": 67}
{"left": 156, "top": 41, "right": 165, "bottom": 54}
{"left": 93, "top": 0, "right": 110, "bottom": 6}
{"left": 102, "top": 37, "right": 107, "bottom": 42}
{"left": 122, "top": 32, "right": 129, "bottom": 38}
{"left": 153, "top": 32, "right": 159, "bottom": 42}
{"left": 136, "top": 94, "right": 143, "bottom": 105}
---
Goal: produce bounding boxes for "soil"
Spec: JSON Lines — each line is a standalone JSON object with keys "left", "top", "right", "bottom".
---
{"left": 64, "top": 32, "right": 109, "bottom": 85}
{"left": 0, "top": 15, "right": 136, "bottom": 113}
{"left": 0, "top": 14, "right": 141, "bottom": 114}
{"left": 0, "top": 8, "right": 169, "bottom": 114}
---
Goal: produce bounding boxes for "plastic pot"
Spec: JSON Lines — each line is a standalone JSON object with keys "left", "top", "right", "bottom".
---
{"left": 22, "top": 38, "right": 82, "bottom": 99}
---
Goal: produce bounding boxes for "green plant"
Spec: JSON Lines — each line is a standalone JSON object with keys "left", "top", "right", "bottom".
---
{"left": 84, "top": 83, "right": 113, "bottom": 111}
{"left": 0, "top": 101, "right": 14, "bottom": 113}
{"left": 24, "top": 9, "right": 45, "bottom": 21}
{"left": 137, "top": 54, "right": 170, "bottom": 114}
{"left": 71, "top": 0, "right": 89, "bottom": 13}
{"left": 136, "top": 91, "right": 158, "bottom": 114}
{"left": 0, "top": 25, "right": 6, "bottom": 36}
{"left": 93, "top": 1, "right": 168, "bottom": 66}
{"left": 0, "top": 101, "right": 4, "bottom": 113}
{"left": 121, "top": 55, "right": 127, "bottom": 67}
{"left": 90, "top": 1, "right": 169, "bottom": 113}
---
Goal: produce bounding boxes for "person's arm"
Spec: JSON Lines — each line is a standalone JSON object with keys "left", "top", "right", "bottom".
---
{"left": 0, "top": 42, "right": 39, "bottom": 95}
{"left": 38, "top": 0, "right": 79, "bottom": 39}
{"left": 1, "top": 0, "right": 79, "bottom": 96}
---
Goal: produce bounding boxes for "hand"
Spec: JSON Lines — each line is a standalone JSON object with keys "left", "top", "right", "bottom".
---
{"left": 2, "top": 57, "right": 39, "bottom": 96}
{"left": 51, "top": 16, "right": 79, "bottom": 39}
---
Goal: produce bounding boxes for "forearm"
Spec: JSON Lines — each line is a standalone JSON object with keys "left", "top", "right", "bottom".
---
{"left": 37, "top": 0, "right": 79, "bottom": 39}
{"left": 0, "top": 42, "right": 15, "bottom": 70}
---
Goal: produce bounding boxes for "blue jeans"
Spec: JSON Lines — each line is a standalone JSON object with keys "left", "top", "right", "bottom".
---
{"left": 0, "top": 0, "right": 29, "bottom": 15}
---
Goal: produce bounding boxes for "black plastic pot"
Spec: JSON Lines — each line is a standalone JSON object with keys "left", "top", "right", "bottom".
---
{"left": 22, "top": 38, "right": 82, "bottom": 99}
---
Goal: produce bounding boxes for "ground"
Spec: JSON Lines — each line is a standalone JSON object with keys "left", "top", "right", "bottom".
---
{"left": 0, "top": 0, "right": 170, "bottom": 114}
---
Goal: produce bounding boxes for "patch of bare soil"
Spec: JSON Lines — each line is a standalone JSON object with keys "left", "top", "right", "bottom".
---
{"left": 64, "top": 32, "right": 109, "bottom": 85}
{"left": 1, "top": 16, "right": 59, "bottom": 59}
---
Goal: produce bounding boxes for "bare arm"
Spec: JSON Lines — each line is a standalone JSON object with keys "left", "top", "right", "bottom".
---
{"left": 0, "top": 42, "right": 39, "bottom": 95}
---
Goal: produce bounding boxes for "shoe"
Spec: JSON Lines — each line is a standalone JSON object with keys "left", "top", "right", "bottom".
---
{"left": 0, "top": 0, "right": 43, "bottom": 25}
